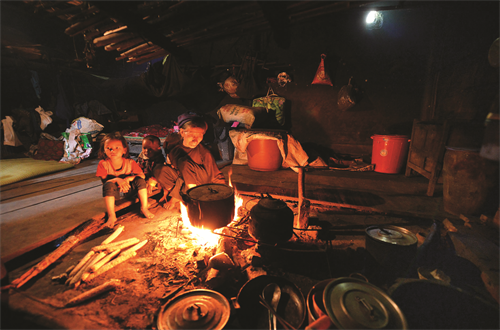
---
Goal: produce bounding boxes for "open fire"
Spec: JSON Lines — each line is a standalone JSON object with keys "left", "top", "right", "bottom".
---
{"left": 179, "top": 168, "right": 243, "bottom": 248}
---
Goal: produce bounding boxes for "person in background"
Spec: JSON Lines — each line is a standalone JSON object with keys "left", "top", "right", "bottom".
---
{"left": 154, "top": 112, "right": 226, "bottom": 210}
{"left": 96, "top": 132, "right": 154, "bottom": 227}
{"left": 136, "top": 135, "right": 166, "bottom": 195}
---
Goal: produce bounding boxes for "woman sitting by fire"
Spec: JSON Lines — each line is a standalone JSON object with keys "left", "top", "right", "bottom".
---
{"left": 154, "top": 112, "right": 226, "bottom": 210}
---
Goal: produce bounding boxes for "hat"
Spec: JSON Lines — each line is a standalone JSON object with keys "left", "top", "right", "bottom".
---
{"left": 176, "top": 112, "right": 204, "bottom": 129}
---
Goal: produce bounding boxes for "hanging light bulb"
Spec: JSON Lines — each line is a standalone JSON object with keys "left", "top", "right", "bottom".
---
{"left": 366, "top": 11, "right": 383, "bottom": 30}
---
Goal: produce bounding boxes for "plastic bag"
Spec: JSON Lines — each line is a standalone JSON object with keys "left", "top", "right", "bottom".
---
{"left": 252, "top": 86, "right": 286, "bottom": 126}
{"left": 70, "top": 117, "right": 104, "bottom": 137}
{"left": 217, "top": 104, "right": 264, "bottom": 129}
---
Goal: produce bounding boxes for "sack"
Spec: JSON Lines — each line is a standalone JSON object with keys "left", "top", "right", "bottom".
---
{"left": 217, "top": 104, "right": 265, "bottom": 129}
{"left": 252, "top": 87, "right": 286, "bottom": 126}
{"left": 70, "top": 117, "right": 104, "bottom": 137}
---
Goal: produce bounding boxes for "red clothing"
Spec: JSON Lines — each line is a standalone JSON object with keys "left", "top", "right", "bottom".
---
{"left": 96, "top": 158, "right": 145, "bottom": 182}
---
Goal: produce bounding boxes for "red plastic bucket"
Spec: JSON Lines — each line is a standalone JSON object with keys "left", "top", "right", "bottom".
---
{"left": 371, "top": 135, "right": 410, "bottom": 174}
{"left": 247, "top": 139, "right": 282, "bottom": 171}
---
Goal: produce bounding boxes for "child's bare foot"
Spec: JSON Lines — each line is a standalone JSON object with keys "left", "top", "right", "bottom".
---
{"left": 106, "top": 215, "right": 117, "bottom": 228}
{"left": 141, "top": 207, "right": 155, "bottom": 219}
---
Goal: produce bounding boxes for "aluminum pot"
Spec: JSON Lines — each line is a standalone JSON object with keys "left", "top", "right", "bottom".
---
{"left": 184, "top": 183, "right": 234, "bottom": 231}
{"left": 157, "top": 289, "right": 231, "bottom": 330}
{"left": 364, "top": 225, "right": 418, "bottom": 277}
{"left": 306, "top": 277, "right": 407, "bottom": 329}
{"left": 248, "top": 194, "right": 294, "bottom": 244}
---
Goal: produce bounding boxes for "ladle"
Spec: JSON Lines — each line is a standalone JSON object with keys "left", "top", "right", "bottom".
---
{"left": 263, "top": 283, "right": 281, "bottom": 330}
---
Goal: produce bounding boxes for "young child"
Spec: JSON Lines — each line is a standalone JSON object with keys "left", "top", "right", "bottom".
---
{"left": 96, "top": 132, "right": 154, "bottom": 228}
{"left": 136, "top": 135, "right": 166, "bottom": 195}
{"left": 154, "top": 112, "right": 226, "bottom": 210}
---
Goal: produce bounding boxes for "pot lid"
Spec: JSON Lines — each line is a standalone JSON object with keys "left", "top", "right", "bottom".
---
{"left": 365, "top": 226, "right": 417, "bottom": 246}
{"left": 187, "top": 184, "right": 233, "bottom": 202}
{"left": 258, "top": 197, "right": 288, "bottom": 211}
{"left": 157, "top": 289, "right": 231, "bottom": 330}
{"left": 323, "top": 278, "right": 407, "bottom": 329}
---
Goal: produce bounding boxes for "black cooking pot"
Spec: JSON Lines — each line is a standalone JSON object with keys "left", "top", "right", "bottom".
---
{"left": 249, "top": 194, "right": 294, "bottom": 244}
{"left": 184, "top": 183, "right": 234, "bottom": 231}
{"left": 234, "top": 275, "right": 306, "bottom": 329}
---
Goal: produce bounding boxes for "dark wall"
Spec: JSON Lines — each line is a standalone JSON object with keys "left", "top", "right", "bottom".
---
{"left": 188, "top": 1, "right": 499, "bottom": 155}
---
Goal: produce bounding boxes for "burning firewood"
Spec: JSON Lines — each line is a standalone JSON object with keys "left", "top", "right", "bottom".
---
{"left": 65, "top": 279, "right": 121, "bottom": 307}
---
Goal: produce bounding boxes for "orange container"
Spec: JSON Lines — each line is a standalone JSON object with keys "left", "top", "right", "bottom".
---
{"left": 247, "top": 139, "right": 282, "bottom": 171}
{"left": 371, "top": 135, "right": 410, "bottom": 174}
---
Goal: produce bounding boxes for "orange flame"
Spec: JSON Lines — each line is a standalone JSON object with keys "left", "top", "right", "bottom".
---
{"left": 178, "top": 168, "right": 244, "bottom": 247}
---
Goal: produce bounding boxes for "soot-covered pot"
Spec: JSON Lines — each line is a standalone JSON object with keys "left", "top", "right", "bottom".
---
{"left": 249, "top": 194, "right": 294, "bottom": 244}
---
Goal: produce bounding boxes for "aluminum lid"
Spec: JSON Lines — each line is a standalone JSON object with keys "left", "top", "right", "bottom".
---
{"left": 323, "top": 278, "right": 407, "bottom": 329}
{"left": 157, "top": 289, "right": 231, "bottom": 330}
{"left": 187, "top": 183, "right": 233, "bottom": 201}
{"left": 365, "top": 225, "right": 417, "bottom": 246}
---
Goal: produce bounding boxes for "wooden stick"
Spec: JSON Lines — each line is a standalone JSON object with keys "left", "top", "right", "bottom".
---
{"left": 65, "top": 279, "right": 121, "bottom": 307}
{"left": 67, "top": 250, "right": 95, "bottom": 279}
{"left": 79, "top": 252, "right": 107, "bottom": 283}
{"left": 69, "top": 252, "right": 105, "bottom": 286}
{"left": 124, "top": 239, "right": 148, "bottom": 254}
{"left": 94, "top": 32, "right": 136, "bottom": 47}
{"left": 90, "top": 249, "right": 121, "bottom": 273}
{"left": 101, "top": 225, "right": 125, "bottom": 245}
{"left": 92, "top": 237, "right": 139, "bottom": 252}
{"left": 84, "top": 251, "right": 137, "bottom": 282}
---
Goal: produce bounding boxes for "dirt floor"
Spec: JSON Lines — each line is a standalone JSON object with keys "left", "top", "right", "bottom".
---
{"left": 2, "top": 191, "right": 498, "bottom": 330}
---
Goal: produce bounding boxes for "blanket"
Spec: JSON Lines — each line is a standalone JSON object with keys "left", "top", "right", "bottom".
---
{"left": 0, "top": 158, "right": 74, "bottom": 186}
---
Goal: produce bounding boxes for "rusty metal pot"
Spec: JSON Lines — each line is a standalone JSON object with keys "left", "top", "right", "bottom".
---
{"left": 248, "top": 194, "right": 294, "bottom": 244}
{"left": 157, "top": 289, "right": 231, "bottom": 330}
{"left": 184, "top": 183, "right": 234, "bottom": 231}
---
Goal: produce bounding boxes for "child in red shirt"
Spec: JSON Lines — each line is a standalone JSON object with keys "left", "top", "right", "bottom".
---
{"left": 96, "top": 132, "right": 154, "bottom": 227}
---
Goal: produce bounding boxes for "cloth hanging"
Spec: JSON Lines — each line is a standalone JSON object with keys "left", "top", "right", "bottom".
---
{"left": 1, "top": 116, "right": 23, "bottom": 147}
{"left": 35, "top": 106, "right": 53, "bottom": 130}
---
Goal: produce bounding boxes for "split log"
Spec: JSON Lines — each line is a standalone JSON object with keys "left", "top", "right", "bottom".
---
{"left": 90, "top": 249, "right": 121, "bottom": 273}
{"left": 101, "top": 225, "right": 125, "bottom": 245}
{"left": 9, "top": 218, "right": 107, "bottom": 289}
{"left": 65, "top": 279, "right": 121, "bottom": 307}
{"left": 64, "top": 13, "right": 108, "bottom": 36}
{"left": 120, "top": 42, "right": 156, "bottom": 57}
{"left": 72, "top": 252, "right": 107, "bottom": 286}
{"left": 108, "top": 37, "right": 146, "bottom": 52}
{"left": 125, "top": 46, "right": 164, "bottom": 62}
{"left": 295, "top": 167, "right": 310, "bottom": 229}
{"left": 67, "top": 250, "right": 95, "bottom": 279}
{"left": 94, "top": 32, "right": 136, "bottom": 47}
{"left": 92, "top": 237, "right": 139, "bottom": 252}
{"left": 84, "top": 22, "right": 122, "bottom": 40}
{"left": 84, "top": 251, "right": 137, "bottom": 282}
{"left": 104, "top": 25, "right": 128, "bottom": 35}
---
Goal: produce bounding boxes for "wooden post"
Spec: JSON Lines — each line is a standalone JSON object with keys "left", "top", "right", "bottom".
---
{"left": 295, "top": 167, "right": 310, "bottom": 229}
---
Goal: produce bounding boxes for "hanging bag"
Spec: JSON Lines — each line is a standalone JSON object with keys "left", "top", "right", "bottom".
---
{"left": 252, "top": 86, "right": 286, "bottom": 126}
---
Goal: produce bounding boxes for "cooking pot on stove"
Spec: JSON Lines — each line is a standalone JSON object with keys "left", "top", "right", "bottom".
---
{"left": 184, "top": 183, "right": 234, "bottom": 231}
{"left": 248, "top": 193, "right": 294, "bottom": 244}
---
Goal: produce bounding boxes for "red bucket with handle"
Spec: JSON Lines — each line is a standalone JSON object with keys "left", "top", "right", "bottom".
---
{"left": 371, "top": 135, "right": 410, "bottom": 174}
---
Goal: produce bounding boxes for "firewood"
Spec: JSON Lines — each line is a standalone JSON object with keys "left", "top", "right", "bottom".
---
{"left": 79, "top": 252, "right": 107, "bottom": 283}
{"left": 93, "top": 33, "right": 135, "bottom": 47}
{"left": 11, "top": 217, "right": 106, "bottom": 289}
{"left": 67, "top": 250, "right": 95, "bottom": 279}
{"left": 90, "top": 249, "right": 121, "bottom": 273}
{"left": 70, "top": 252, "right": 106, "bottom": 286}
{"left": 101, "top": 225, "right": 125, "bottom": 245}
{"left": 84, "top": 251, "right": 137, "bottom": 282}
{"left": 92, "top": 237, "right": 139, "bottom": 252}
{"left": 206, "top": 228, "right": 233, "bottom": 289}
{"left": 124, "top": 239, "right": 148, "bottom": 254}
{"left": 103, "top": 25, "right": 128, "bottom": 35}
{"left": 65, "top": 279, "right": 121, "bottom": 307}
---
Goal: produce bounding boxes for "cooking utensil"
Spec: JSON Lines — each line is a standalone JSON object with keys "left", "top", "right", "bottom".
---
{"left": 185, "top": 183, "right": 234, "bottom": 230}
{"left": 259, "top": 295, "right": 297, "bottom": 330}
{"left": 157, "top": 289, "right": 231, "bottom": 330}
{"left": 263, "top": 283, "right": 281, "bottom": 330}
{"left": 322, "top": 277, "right": 407, "bottom": 329}
{"left": 249, "top": 194, "right": 294, "bottom": 244}
{"left": 235, "top": 275, "right": 306, "bottom": 329}
{"left": 365, "top": 225, "right": 417, "bottom": 278}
